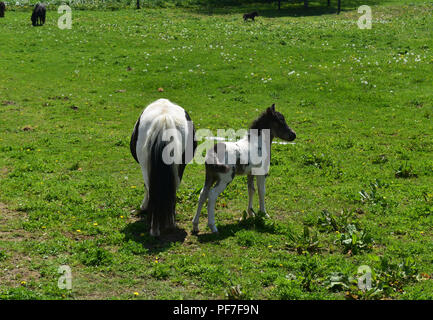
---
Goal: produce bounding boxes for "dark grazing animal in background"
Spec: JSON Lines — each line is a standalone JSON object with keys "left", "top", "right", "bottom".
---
{"left": 243, "top": 11, "right": 258, "bottom": 21}
{"left": 31, "top": 3, "right": 46, "bottom": 26}
{"left": 0, "top": 2, "right": 6, "bottom": 18}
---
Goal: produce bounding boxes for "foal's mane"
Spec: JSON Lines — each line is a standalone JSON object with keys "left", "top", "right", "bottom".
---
{"left": 249, "top": 110, "right": 270, "bottom": 131}
{"left": 248, "top": 105, "right": 284, "bottom": 142}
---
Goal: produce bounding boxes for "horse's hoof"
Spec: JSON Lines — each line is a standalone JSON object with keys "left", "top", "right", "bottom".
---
{"left": 149, "top": 229, "right": 160, "bottom": 237}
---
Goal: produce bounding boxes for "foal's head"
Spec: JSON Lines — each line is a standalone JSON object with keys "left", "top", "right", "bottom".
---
{"left": 251, "top": 104, "right": 296, "bottom": 141}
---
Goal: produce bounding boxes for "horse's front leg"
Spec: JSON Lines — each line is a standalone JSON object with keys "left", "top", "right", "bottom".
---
{"left": 247, "top": 175, "right": 256, "bottom": 217}
{"left": 256, "top": 175, "right": 270, "bottom": 218}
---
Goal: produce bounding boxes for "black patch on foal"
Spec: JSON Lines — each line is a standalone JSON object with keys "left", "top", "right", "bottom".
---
{"left": 231, "top": 168, "right": 236, "bottom": 180}
{"left": 235, "top": 152, "right": 247, "bottom": 175}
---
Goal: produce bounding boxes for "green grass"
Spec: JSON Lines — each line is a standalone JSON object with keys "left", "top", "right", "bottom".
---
{"left": 0, "top": 1, "right": 432, "bottom": 300}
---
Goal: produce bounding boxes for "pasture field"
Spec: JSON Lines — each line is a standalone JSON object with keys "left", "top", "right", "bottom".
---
{"left": 0, "top": 1, "right": 432, "bottom": 300}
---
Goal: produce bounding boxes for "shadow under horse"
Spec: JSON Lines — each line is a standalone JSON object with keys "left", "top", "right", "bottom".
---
{"left": 122, "top": 216, "right": 187, "bottom": 254}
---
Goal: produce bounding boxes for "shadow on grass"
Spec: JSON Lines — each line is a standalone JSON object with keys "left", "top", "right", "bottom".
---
{"left": 121, "top": 211, "right": 187, "bottom": 254}
{"left": 195, "top": 214, "right": 284, "bottom": 243}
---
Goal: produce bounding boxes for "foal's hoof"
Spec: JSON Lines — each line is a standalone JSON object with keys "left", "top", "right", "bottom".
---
{"left": 247, "top": 208, "right": 256, "bottom": 217}
{"left": 208, "top": 224, "right": 218, "bottom": 234}
{"left": 192, "top": 223, "right": 199, "bottom": 235}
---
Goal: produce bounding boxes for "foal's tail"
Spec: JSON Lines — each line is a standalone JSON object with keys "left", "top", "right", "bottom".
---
{"left": 147, "top": 116, "right": 180, "bottom": 235}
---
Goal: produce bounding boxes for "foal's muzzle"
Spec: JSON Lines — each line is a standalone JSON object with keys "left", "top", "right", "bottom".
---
{"left": 289, "top": 131, "right": 296, "bottom": 141}
{"left": 284, "top": 130, "right": 296, "bottom": 142}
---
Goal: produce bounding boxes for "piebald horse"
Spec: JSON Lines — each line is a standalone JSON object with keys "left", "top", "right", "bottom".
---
{"left": 192, "top": 104, "right": 296, "bottom": 234}
{"left": 130, "top": 99, "right": 197, "bottom": 237}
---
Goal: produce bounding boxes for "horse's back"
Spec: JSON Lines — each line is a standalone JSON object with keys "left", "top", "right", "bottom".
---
{"left": 143, "top": 99, "right": 186, "bottom": 122}
{"left": 132, "top": 99, "right": 192, "bottom": 165}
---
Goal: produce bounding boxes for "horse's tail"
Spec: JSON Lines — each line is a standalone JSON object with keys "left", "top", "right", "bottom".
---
{"left": 147, "top": 116, "right": 180, "bottom": 235}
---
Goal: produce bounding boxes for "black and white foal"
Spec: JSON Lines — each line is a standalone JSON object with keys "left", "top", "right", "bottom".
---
{"left": 192, "top": 104, "right": 296, "bottom": 234}
{"left": 130, "top": 99, "right": 197, "bottom": 236}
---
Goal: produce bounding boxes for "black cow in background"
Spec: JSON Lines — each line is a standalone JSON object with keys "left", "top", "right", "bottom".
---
{"left": 31, "top": 3, "right": 46, "bottom": 26}
{"left": 0, "top": 2, "right": 6, "bottom": 18}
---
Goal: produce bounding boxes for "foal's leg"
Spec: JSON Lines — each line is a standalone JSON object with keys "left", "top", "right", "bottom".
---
{"left": 247, "top": 175, "right": 256, "bottom": 217}
{"left": 207, "top": 176, "right": 231, "bottom": 233}
{"left": 256, "top": 175, "right": 270, "bottom": 218}
{"left": 192, "top": 185, "right": 210, "bottom": 233}
{"left": 192, "top": 173, "right": 213, "bottom": 233}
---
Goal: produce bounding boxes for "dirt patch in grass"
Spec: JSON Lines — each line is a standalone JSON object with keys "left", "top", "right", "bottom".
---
{"left": 0, "top": 252, "right": 41, "bottom": 287}
{"left": 0, "top": 202, "right": 29, "bottom": 233}
{"left": 0, "top": 202, "right": 25, "bottom": 220}
{"left": 1, "top": 100, "right": 15, "bottom": 106}
{"left": 0, "top": 204, "right": 34, "bottom": 262}
{"left": 0, "top": 166, "right": 10, "bottom": 178}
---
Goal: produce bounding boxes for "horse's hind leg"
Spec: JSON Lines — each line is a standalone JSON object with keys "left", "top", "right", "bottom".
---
{"left": 150, "top": 215, "right": 160, "bottom": 237}
{"left": 140, "top": 164, "right": 159, "bottom": 235}
{"left": 141, "top": 192, "right": 149, "bottom": 212}
{"left": 140, "top": 164, "right": 150, "bottom": 212}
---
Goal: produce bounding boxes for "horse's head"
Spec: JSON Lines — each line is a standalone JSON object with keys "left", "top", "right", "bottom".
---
{"left": 31, "top": 4, "right": 38, "bottom": 26}
{"left": 267, "top": 104, "right": 296, "bottom": 141}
